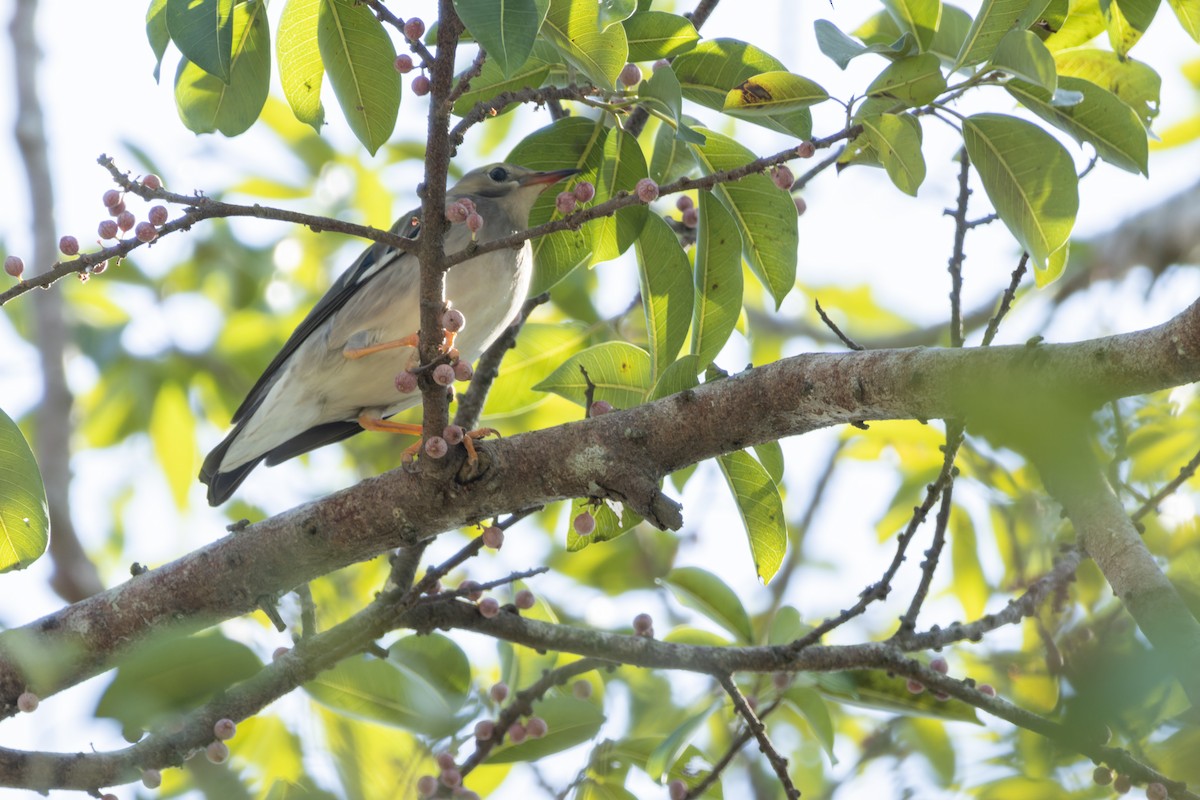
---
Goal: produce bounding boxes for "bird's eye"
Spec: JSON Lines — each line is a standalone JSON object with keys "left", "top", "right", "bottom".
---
{"left": 488, "top": 166, "right": 509, "bottom": 182}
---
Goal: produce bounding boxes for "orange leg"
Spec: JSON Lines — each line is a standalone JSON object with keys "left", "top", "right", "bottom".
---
{"left": 358, "top": 414, "right": 423, "bottom": 436}
{"left": 344, "top": 330, "right": 458, "bottom": 360}
{"left": 461, "top": 427, "right": 500, "bottom": 464}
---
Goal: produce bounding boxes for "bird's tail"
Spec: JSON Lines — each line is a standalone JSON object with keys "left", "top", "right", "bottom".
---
{"left": 199, "top": 428, "right": 263, "bottom": 507}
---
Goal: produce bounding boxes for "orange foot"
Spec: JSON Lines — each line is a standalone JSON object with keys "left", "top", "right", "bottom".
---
{"left": 344, "top": 329, "right": 457, "bottom": 360}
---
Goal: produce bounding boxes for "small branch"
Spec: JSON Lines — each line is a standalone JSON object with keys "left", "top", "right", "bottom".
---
{"left": 897, "top": 437, "right": 958, "bottom": 633}
{"left": 717, "top": 674, "right": 799, "bottom": 799}
{"left": 790, "top": 145, "right": 844, "bottom": 193}
{"left": 946, "top": 147, "right": 972, "bottom": 349}
{"left": 814, "top": 298, "right": 864, "bottom": 350}
{"left": 450, "top": 84, "right": 598, "bottom": 152}
{"left": 980, "top": 253, "right": 1028, "bottom": 347}
{"left": 447, "top": 48, "right": 487, "bottom": 106}
{"left": 454, "top": 293, "right": 549, "bottom": 431}
{"left": 1133, "top": 448, "right": 1200, "bottom": 523}
{"left": 365, "top": 0, "right": 435, "bottom": 66}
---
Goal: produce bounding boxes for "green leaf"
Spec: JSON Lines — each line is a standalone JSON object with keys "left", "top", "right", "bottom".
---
{"left": 990, "top": 28, "right": 1057, "bottom": 91}
{"left": 166, "top": 0, "right": 234, "bottom": 82}
{"left": 149, "top": 381, "right": 197, "bottom": 510}
{"left": 865, "top": 53, "right": 947, "bottom": 107}
{"left": 717, "top": 450, "right": 788, "bottom": 583}
{"left": 672, "top": 39, "right": 813, "bottom": 138}
{"left": 454, "top": 0, "right": 545, "bottom": 77}
{"left": 566, "top": 498, "right": 642, "bottom": 550}
{"left": 636, "top": 215, "right": 694, "bottom": 380}
{"left": 689, "top": 128, "right": 798, "bottom": 308}
{"left": 1054, "top": 47, "right": 1161, "bottom": 126}
{"left": 1103, "top": 0, "right": 1161, "bottom": 56}
{"left": 814, "top": 19, "right": 916, "bottom": 70}
{"left": 388, "top": 633, "right": 471, "bottom": 715}
{"left": 661, "top": 566, "right": 755, "bottom": 643}
{"left": 589, "top": 127, "right": 649, "bottom": 264}
{"left": 507, "top": 117, "right": 605, "bottom": 292}
{"left": 955, "top": 0, "right": 1054, "bottom": 68}
{"left": 146, "top": 0, "right": 171, "bottom": 83}
{"left": 962, "top": 113, "right": 1078, "bottom": 278}
{"left": 882, "top": 0, "right": 944, "bottom": 51}
{"left": 599, "top": 0, "right": 637, "bottom": 30}
{"left": 784, "top": 687, "right": 837, "bottom": 761}
{"left": 859, "top": 113, "right": 927, "bottom": 196}
{"left": 318, "top": 0, "right": 399, "bottom": 155}
{"left": 1006, "top": 75, "right": 1149, "bottom": 174}
{"left": 542, "top": 0, "right": 629, "bottom": 89}
{"left": 950, "top": 506, "right": 988, "bottom": 619}
{"left": 815, "top": 670, "right": 982, "bottom": 723}
{"left": 690, "top": 191, "right": 742, "bottom": 369}
{"left": 645, "top": 704, "right": 717, "bottom": 780}
{"left": 649, "top": 114, "right": 699, "bottom": 183}
{"left": 97, "top": 633, "right": 261, "bottom": 731}
{"left": 0, "top": 408, "right": 48, "bottom": 573}
{"left": 637, "top": 66, "right": 704, "bottom": 143}
{"left": 754, "top": 440, "right": 785, "bottom": 485}
{"left": 768, "top": 605, "right": 810, "bottom": 644}
{"left": 482, "top": 322, "right": 591, "bottom": 417}
{"left": 721, "top": 70, "right": 829, "bottom": 116}
{"left": 1168, "top": 0, "right": 1200, "bottom": 40}
{"left": 648, "top": 354, "right": 702, "bottom": 401}
{"left": 277, "top": 0, "right": 326, "bottom": 132}
{"left": 533, "top": 342, "right": 652, "bottom": 408}
{"left": 623, "top": 11, "right": 700, "bottom": 60}
{"left": 452, "top": 41, "right": 555, "bottom": 116}
{"left": 488, "top": 696, "right": 605, "bottom": 762}
{"left": 174, "top": 0, "right": 271, "bottom": 136}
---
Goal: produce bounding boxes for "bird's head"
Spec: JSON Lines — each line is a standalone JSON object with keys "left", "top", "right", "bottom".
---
{"left": 448, "top": 163, "right": 580, "bottom": 227}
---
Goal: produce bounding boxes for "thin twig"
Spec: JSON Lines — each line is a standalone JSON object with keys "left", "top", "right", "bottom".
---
{"left": 814, "top": 298, "right": 864, "bottom": 350}
{"left": 790, "top": 145, "right": 844, "bottom": 193}
{"left": 450, "top": 84, "right": 598, "bottom": 151}
{"left": 717, "top": 674, "right": 799, "bottom": 800}
{"left": 946, "top": 147, "right": 972, "bottom": 348}
{"left": 897, "top": 429, "right": 960, "bottom": 632}
{"left": 1133, "top": 448, "right": 1200, "bottom": 522}
{"left": 447, "top": 48, "right": 487, "bottom": 105}
{"left": 980, "top": 253, "right": 1028, "bottom": 347}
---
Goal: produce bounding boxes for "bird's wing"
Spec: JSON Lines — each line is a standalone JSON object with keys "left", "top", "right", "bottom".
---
{"left": 230, "top": 209, "right": 423, "bottom": 424}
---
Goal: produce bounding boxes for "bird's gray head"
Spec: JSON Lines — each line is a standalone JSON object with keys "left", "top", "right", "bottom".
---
{"left": 448, "top": 163, "right": 580, "bottom": 227}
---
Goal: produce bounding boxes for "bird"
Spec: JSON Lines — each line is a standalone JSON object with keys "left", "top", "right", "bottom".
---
{"left": 199, "top": 163, "right": 579, "bottom": 506}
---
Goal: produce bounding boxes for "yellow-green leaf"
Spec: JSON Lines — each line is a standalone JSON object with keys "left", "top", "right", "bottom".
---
{"left": 454, "top": 0, "right": 546, "bottom": 77}
{"left": 1103, "top": 0, "right": 1161, "bottom": 56}
{"left": 637, "top": 214, "right": 694, "bottom": 380}
{"left": 722, "top": 70, "right": 829, "bottom": 116}
{"left": 955, "top": 0, "right": 1054, "bottom": 68}
{"left": 865, "top": 53, "right": 948, "bottom": 107}
{"left": 0, "top": 408, "right": 48, "bottom": 573}
{"left": 318, "top": 0, "right": 399, "bottom": 155}
{"left": 166, "top": 0, "right": 234, "bottom": 82}
{"left": 542, "top": 0, "right": 628, "bottom": 89}
{"left": 661, "top": 566, "right": 755, "bottom": 642}
{"left": 691, "top": 191, "right": 742, "bottom": 370}
{"left": 533, "top": 342, "right": 652, "bottom": 408}
{"left": 860, "top": 113, "right": 927, "bottom": 196}
{"left": 990, "top": 28, "right": 1057, "bottom": 91}
{"left": 174, "top": 0, "right": 271, "bottom": 136}
{"left": 277, "top": 0, "right": 325, "bottom": 131}
{"left": 1054, "top": 47, "right": 1161, "bottom": 126}
{"left": 717, "top": 450, "right": 788, "bottom": 583}
{"left": 1168, "top": 0, "right": 1200, "bottom": 40}
{"left": 882, "top": 0, "right": 944, "bottom": 52}
{"left": 622, "top": 11, "right": 700, "bottom": 60}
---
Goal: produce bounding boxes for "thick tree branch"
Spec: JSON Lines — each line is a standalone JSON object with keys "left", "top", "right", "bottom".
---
{"left": 2, "top": 298, "right": 1200, "bottom": 709}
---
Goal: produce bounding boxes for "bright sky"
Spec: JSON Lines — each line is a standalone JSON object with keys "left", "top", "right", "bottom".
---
{"left": 1, "top": 1, "right": 1199, "bottom": 798}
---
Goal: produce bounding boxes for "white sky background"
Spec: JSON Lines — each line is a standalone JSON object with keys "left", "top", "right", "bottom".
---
{"left": 1, "top": 0, "right": 1200, "bottom": 798}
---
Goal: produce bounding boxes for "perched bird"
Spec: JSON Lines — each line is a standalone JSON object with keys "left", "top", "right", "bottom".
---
{"left": 200, "top": 163, "right": 578, "bottom": 506}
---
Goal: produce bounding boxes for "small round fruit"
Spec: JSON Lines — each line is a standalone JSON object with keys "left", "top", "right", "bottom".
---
{"left": 589, "top": 400, "right": 613, "bottom": 416}
{"left": 507, "top": 722, "right": 527, "bottom": 743}
{"left": 394, "top": 54, "right": 414, "bottom": 73}
{"left": 555, "top": 191, "right": 577, "bottom": 215}
{"left": 1093, "top": 767, "right": 1113, "bottom": 786}
{"left": 461, "top": 580, "right": 483, "bottom": 600}
{"left": 490, "top": 682, "right": 509, "bottom": 702}
{"left": 446, "top": 201, "right": 470, "bottom": 223}
{"left": 16, "top": 691, "right": 38, "bottom": 713}
{"left": 404, "top": 17, "right": 426, "bottom": 40}
{"left": 1114, "top": 774, "right": 1132, "bottom": 794}
{"left": 433, "top": 363, "right": 456, "bottom": 386}
{"left": 770, "top": 165, "right": 795, "bottom": 190}
{"left": 442, "top": 425, "right": 464, "bottom": 445}
{"left": 59, "top": 236, "right": 79, "bottom": 256}
{"left": 466, "top": 212, "right": 484, "bottom": 234}
{"left": 417, "top": 775, "right": 438, "bottom": 797}
{"left": 978, "top": 684, "right": 996, "bottom": 697}
{"left": 573, "top": 181, "right": 595, "bottom": 203}
{"left": 573, "top": 512, "right": 596, "bottom": 536}
{"left": 681, "top": 207, "right": 699, "bottom": 228}
{"left": 1146, "top": 783, "right": 1168, "bottom": 800}
{"left": 633, "top": 613, "right": 653, "bottom": 634}
{"left": 272, "top": 646, "right": 290, "bottom": 661}
{"left": 142, "top": 174, "right": 163, "bottom": 190}
{"left": 675, "top": 195, "right": 693, "bottom": 212}
{"left": 440, "top": 768, "right": 462, "bottom": 788}
{"left": 148, "top": 206, "right": 169, "bottom": 226}
{"left": 572, "top": 679, "right": 592, "bottom": 699}
{"left": 412, "top": 75, "right": 431, "bottom": 96}
{"left": 482, "top": 526, "right": 504, "bottom": 549}
{"left": 441, "top": 307, "right": 466, "bottom": 332}
{"left": 669, "top": 779, "right": 689, "bottom": 800}
{"left": 142, "top": 769, "right": 162, "bottom": 789}
{"left": 102, "top": 189, "right": 122, "bottom": 208}
{"left": 906, "top": 679, "right": 924, "bottom": 694}
{"left": 458, "top": 197, "right": 476, "bottom": 214}
{"left": 108, "top": 200, "right": 126, "bottom": 217}
{"left": 653, "top": 59, "right": 670, "bottom": 71}
{"left": 98, "top": 219, "right": 119, "bottom": 239}
{"left": 474, "top": 719, "right": 495, "bottom": 740}
{"left": 797, "top": 141, "right": 816, "bottom": 158}
{"left": 454, "top": 361, "right": 473, "bottom": 382}
{"left": 213, "top": 718, "right": 236, "bottom": 740}
{"left": 619, "top": 63, "right": 642, "bottom": 87}
{"left": 4, "top": 256, "right": 24, "bottom": 278}
{"left": 436, "top": 752, "right": 456, "bottom": 770}
{"left": 930, "top": 657, "right": 949, "bottom": 674}
{"left": 635, "top": 177, "right": 659, "bottom": 203}
{"left": 395, "top": 371, "right": 419, "bottom": 393}
{"left": 479, "top": 597, "right": 500, "bottom": 618}
{"left": 514, "top": 589, "right": 535, "bottom": 609}
{"left": 135, "top": 222, "right": 158, "bottom": 243}
{"left": 424, "top": 436, "right": 448, "bottom": 458}
{"left": 117, "top": 210, "right": 135, "bottom": 231}
{"left": 206, "top": 740, "right": 229, "bottom": 764}
{"left": 525, "top": 716, "right": 547, "bottom": 738}
{"left": 794, "top": 197, "right": 807, "bottom": 217}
